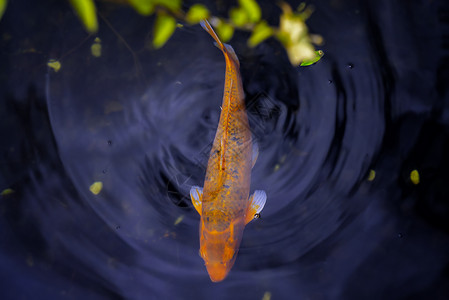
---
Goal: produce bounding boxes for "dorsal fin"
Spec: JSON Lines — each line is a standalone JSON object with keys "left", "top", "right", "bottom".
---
{"left": 223, "top": 44, "right": 240, "bottom": 67}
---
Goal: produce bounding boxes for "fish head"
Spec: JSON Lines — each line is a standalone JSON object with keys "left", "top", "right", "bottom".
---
{"left": 199, "top": 219, "right": 245, "bottom": 282}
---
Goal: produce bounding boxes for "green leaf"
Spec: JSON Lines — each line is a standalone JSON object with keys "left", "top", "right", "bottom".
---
{"left": 91, "top": 37, "right": 102, "bottom": 57}
{"left": 0, "top": 0, "right": 7, "bottom": 21}
{"left": 89, "top": 181, "right": 103, "bottom": 195}
{"left": 283, "top": 40, "right": 314, "bottom": 66}
{"left": 47, "top": 59, "right": 62, "bottom": 72}
{"left": 69, "top": 0, "right": 98, "bottom": 33}
{"left": 278, "top": 2, "right": 321, "bottom": 66}
{"left": 1, "top": 188, "right": 14, "bottom": 196}
{"left": 238, "top": 0, "right": 261, "bottom": 23}
{"left": 216, "top": 21, "right": 234, "bottom": 42}
{"left": 279, "top": 13, "right": 307, "bottom": 45}
{"left": 186, "top": 4, "right": 210, "bottom": 24}
{"left": 153, "top": 14, "right": 176, "bottom": 49}
{"left": 229, "top": 7, "right": 248, "bottom": 26}
{"left": 248, "top": 21, "right": 273, "bottom": 47}
{"left": 296, "top": 2, "right": 306, "bottom": 12}
{"left": 129, "top": 0, "right": 181, "bottom": 15}
{"left": 129, "top": 0, "right": 155, "bottom": 16}
{"left": 410, "top": 169, "right": 420, "bottom": 185}
{"left": 154, "top": 0, "right": 181, "bottom": 11}
{"left": 174, "top": 215, "right": 184, "bottom": 225}
{"left": 300, "top": 50, "right": 324, "bottom": 66}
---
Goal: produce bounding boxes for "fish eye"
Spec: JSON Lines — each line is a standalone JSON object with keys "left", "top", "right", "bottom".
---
{"left": 254, "top": 213, "right": 261, "bottom": 219}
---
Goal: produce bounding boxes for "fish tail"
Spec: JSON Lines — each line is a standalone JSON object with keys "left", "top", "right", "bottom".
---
{"left": 200, "top": 19, "right": 240, "bottom": 67}
{"left": 200, "top": 19, "right": 224, "bottom": 51}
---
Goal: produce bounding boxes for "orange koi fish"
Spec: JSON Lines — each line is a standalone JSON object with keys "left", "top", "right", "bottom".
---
{"left": 190, "top": 20, "right": 267, "bottom": 282}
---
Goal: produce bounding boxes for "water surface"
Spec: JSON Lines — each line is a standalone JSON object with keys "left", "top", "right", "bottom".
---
{"left": 1, "top": 0, "right": 448, "bottom": 299}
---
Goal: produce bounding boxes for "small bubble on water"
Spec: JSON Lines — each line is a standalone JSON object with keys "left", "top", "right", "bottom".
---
{"left": 107, "top": 140, "right": 112, "bottom": 146}
{"left": 116, "top": 225, "right": 120, "bottom": 230}
{"left": 347, "top": 63, "right": 354, "bottom": 69}
{"left": 328, "top": 79, "right": 333, "bottom": 84}
{"left": 398, "top": 232, "right": 403, "bottom": 238}
{"left": 102, "top": 169, "right": 107, "bottom": 174}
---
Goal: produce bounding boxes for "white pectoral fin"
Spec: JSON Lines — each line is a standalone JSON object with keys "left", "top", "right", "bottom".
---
{"left": 245, "top": 190, "right": 267, "bottom": 224}
{"left": 190, "top": 186, "right": 203, "bottom": 215}
{"left": 251, "top": 141, "right": 259, "bottom": 168}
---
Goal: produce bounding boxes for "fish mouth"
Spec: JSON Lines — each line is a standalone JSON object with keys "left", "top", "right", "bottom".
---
{"left": 205, "top": 262, "right": 230, "bottom": 282}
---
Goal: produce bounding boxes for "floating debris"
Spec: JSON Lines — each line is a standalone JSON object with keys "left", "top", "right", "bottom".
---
{"left": 410, "top": 169, "right": 420, "bottom": 185}
{"left": 47, "top": 59, "right": 61, "bottom": 72}
{"left": 1, "top": 188, "right": 14, "bottom": 196}
{"left": 174, "top": 215, "right": 184, "bottom": 226}
{"left": 91, "top": 37, "right": 102, "bottom": 57}
{"left": 367, "top": 169, "right": 376, "bottom": 181}
{"left": 262, "top": 291, "right": 271, "bottom": 300}
{"left": 89, "top": 181, "right": 103, "bottom": 195}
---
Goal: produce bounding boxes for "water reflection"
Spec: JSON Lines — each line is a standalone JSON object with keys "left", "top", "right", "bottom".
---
{"left": 1, "top": 0, "right": 448, "bottom": 299}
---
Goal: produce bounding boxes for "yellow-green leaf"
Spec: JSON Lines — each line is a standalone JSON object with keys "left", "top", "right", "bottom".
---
{"left": 129, "top": 0, "right": 181, "bottom": 15}
{"left": 0, "top": 0, "right": 7, "bottom": 21}
{"left": 186, "top": 4, "right": 210, "bottom": 24}
{"left": 262, "top": 291, "right": 272, "bottom": 300}
{"left": 283, "top": 40, "right": 315, "bottom": 66}
{"left": 410, "top": 169, "right": 420, "bottom": 185}
{"left": 47, "top": 59, "right": 61, "bottom": 72}
{"left": 279, "top": 13, "right": 307, "bottom": 44}
{"left": 69, "top": 0, "right": 98, "bottom": 33}
{"left": 129, "top": 0, "right": 155, "bottom": 16}
{"left": 91, "top": 37, "right": 102, "bottom": 57}
{"left": 1, "top": 188, "right": 14, "bottom": 196}
{"left": 296, "top": 2, "right": 306, "bottom": 12}
{"left": 216, "top": 21, "right": 234, "bottom": 42}
{"left": 248, "top": 20, "right": 273, "bottom": 47}
{"left": 238, "top": 0, "right": 261, "bottom": 23}
{"left": 367, "top": 169, "right": 376, "bottom": 181}
{"left": 300, "top": 50, "right": 324, "bottom": 66}
{"left": 174, "top": 215, "right": 184, "bottom": 225}
{"left": 153, "top": 14, "right": 176, "bottom": 49}
{"left": 229, "top": 7, "right": 248, "bottom": 26}
{"left": 278, "top": 3, "right": 321, "bottom": 66}
{"left": 89, "top": 181, "right": 103, "bottom": 195}
{"left": 154, "top": 0, "right": 181, "bottom": 11}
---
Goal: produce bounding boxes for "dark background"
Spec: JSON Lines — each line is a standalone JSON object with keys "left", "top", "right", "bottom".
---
{"left": 0, "top": 0, "right": 448, "bottom": 299}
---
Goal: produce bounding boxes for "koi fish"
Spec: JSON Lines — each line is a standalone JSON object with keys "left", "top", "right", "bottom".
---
{"left": 190, "top": 20, "right": 267, "bottom": 282}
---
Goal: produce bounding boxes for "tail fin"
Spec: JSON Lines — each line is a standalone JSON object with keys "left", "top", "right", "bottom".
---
{"left": 200, "top": 19, "right": 224, "bottom": 51}
{"left": 200, "top": 19, "right": 240, "bottom": 67}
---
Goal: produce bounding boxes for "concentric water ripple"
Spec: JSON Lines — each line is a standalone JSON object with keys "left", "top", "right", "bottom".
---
{"left": 1, "top": 0, "right": 448, "bottom": 299}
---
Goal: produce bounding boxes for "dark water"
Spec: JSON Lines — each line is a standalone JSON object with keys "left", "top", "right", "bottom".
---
{"left": 1, "top": 0, "right": 449, "bottom": 299}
